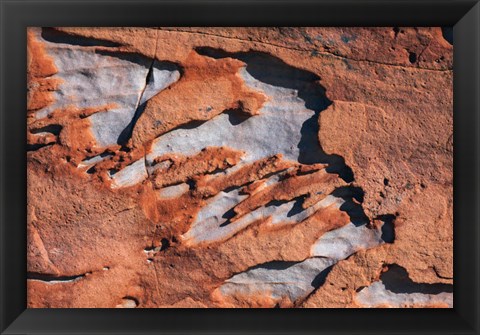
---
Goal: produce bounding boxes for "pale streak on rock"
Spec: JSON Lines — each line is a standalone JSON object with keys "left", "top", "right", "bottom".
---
{"left": 218, "top": 257, "right": 335, "bottom": 305}
{"left": 271, "top": 195, "right": 342, "bottom": 225}
{"left": 110, "top": 160, "right": 148, "bottom": 188}
{"left": 146, "top": 66, "right": 315, "bottom": 165}
{"left": 34, "top": 29, "right": 180, "bottom": 148}
{"left": 77, "top": 153, "right": 113, "bottom": 170}
{"left": 356, "top": 281, "right": 453, "bottom": 308}
{"left": 139, "top": 60, "right": 180, "bottom": 105}
{"left": 310, "top": 221, "right": 385, "bottom": 260}
{"left": 115, "top": 298, "right": 138, "bottom": 308}
{"left": 182, "top": 188, "right": 249, "bottom": 245}
{"left": 181, "top": 165, "right": 338, "bottom": 245}
{"left": 88, "top": 62, "right": 179, "bottom": 148}
{"left": 28, "top": 276, "right": 84, "bottom": 285}
{"left": 110, "top": 61, "right": 319, "bottom": 189}
{"left": 215, "top": 198, "right": 390, "bottom": 306}
{"left": 157, "top": 183, "right": 190, "bottom": 199}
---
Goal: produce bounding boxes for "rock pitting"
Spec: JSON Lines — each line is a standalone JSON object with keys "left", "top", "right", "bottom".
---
{"left": 27, "top": 27, "right": 453, "bottom": 308}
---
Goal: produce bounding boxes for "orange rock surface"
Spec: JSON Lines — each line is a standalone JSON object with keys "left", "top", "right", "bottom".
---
{"left": 27, "top": 27, "right": 453, "bottom": 308}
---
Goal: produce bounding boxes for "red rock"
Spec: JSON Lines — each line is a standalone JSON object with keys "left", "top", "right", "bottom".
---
{"left": 27, "top": 27, "right": 452, "bottom": 308}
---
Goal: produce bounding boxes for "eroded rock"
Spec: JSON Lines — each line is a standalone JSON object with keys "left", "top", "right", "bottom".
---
{"left": 27, "top": 27, "right": 453, "bottom": 308}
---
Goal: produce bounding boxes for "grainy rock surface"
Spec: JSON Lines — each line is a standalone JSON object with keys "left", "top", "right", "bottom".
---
{"left": 27, "top": 27, "right": 453, "bottom": 308}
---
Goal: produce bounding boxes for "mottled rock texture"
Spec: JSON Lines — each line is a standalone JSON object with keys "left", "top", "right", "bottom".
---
{"left": 27, "top": 27, "right": 453, "bottom": 308}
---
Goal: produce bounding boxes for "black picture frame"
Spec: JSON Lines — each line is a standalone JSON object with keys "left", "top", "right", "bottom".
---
{"left": 1, "top": 0, "right": 479, "bottom": 334}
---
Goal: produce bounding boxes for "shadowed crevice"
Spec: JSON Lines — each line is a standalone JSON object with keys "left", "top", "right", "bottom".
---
{"left": 381, "top": 264, "right": 453, "bottom": 294}
{"left": 27, "top": 143, "right": 55, "bottom": 152}
{"left": 286, "top": 196, "right": 307, "bottom": 217}
{"left": 220, "top": 207, "right": 237, "bottom": 227}
{"left": 118, "top": 101, "right": 147, "bottom": 146}
{"left": 310, "top": 264, "right": 334, "bottom": 288}
{"left": 30, "top": 124, "right": 63, "bottom": 136}
{"left": 441, "top": 27, "right": 453, "bottom": 45}
{"left": 41, "top": 27, "right": 122, "bottom": 48}
{"left": 27, "top": 271, "right": 89, "bottom": 282}
{"left": 239, "top": 259, "right": 303, "bottom": 273}
{"left": 376, "top": 214, "right": 396, "bottom": 243}
{"left": 95, "top": 50, "right": 181, "bottom": 73}
{"left": 224, "top": 108, "right": 253, "bottom": 126}
{"left": 331, "top": 186, "right": 369, "bottom": 226}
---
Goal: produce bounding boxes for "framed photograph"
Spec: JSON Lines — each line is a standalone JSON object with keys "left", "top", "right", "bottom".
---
{"left": 1, "top": 0, "right": 479, "bottom": 334}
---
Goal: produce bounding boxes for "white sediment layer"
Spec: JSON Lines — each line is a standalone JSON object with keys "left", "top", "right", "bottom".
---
{"left": 35, "top": 29, "right": 179, "bottom": 148}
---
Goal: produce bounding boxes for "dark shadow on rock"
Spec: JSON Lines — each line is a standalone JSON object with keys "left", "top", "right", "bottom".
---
{"left": 30, "top": 124, "right": 63, "bottom": 136}
{"left": 118, "top": 101, "right": 147, "bottom": 146}
{"left": 331, "top": 186, "right": 369, "bottom": 226}
{"left": 95, "top": 50, "right": 180, "bottom": 75}
{"left": 259, "top": 196, "right": 307, "bottom": 219}
{"left": 224, "top": 196, "right": 309, "bottom": 227}
{"left": 27, "top": 143, "right": 54, "bottom": 152}
{"left": 177, "top": 120, "right": 207, "bottom": 130}
{"left": 264, "top": 199, "right": 290, "bottom": 209}
{"left": 311, "top": 264, "right": 334, "bottom": 288}
{"left": 225, "top": 108, "right": 252, "bottom": 126}
{"left": 441, "top": 27, "right": 453, "bottom": 45}
{"left": 27, "top": 271, "right": 88, "bottom": 282}
{"left": 298, "top": 113, "right": 354, "bottom": 182}
{"left": 381, "top": 264, "right": 453, "bottom": 294}
{"left": 196, "top": 46, "right": 326, "bottom": 107}
{"left": 219, "top": 207, "right": 237, "bottom": 227}
{"left": 41, "top": 27, "right": 122, "bottom": 48}
{"left": 376, "top": 214, "right": 396, "bottom": 243}
{"left": 185, "top": 179, "right": 196, "bottom": 191}
{"left": 248, "top": 260, "right": 304, "bottom": 272}
{"left": 287, "top": 196, "right": 306, "bottom": 217}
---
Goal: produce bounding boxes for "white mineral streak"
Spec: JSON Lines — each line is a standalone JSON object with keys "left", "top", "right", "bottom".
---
{"left": 110, "top": 160, "right": 148, "bottom": 189}
{"left": 34, "top": 29, "right": 180, "bottom": 148}
{"left": 219, "top": 257, "right": 335, "bottom": 304}
{"left": 157, "top": 183, "right": 190, "bottom": 199}
{"left": 216, "top": 202, "right": 389, "bottom": 305}
{"left": 110, "top": 62, "right": 316, "bottom": 187}
{"left": 310, "top": 221, "right": 384, "bottom": 260}
{"left": 182, "top": 194, "right": 342, "bottom": 246}
{"left": 356, "top": 281, "right": 453, "bottom": 308}
{"left": 77, "top": 153, "right": 112, "bottom": 170}
{"left": 115, "top": 298, "right": 138, "bottom": 308}
{"left": 146, "top": 67, "right": 313, "bottom": 164}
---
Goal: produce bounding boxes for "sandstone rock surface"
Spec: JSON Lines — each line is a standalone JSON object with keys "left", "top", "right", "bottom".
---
{"left": 27, "top": 27, "right": 453, "bottom": 308}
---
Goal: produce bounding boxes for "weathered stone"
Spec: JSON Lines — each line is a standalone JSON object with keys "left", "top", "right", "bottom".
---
{"left": 27, "top": 27, "right": 452, "bottom": 308}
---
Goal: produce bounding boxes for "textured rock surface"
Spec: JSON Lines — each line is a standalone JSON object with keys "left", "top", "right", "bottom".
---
{"left": 27, "top": 27, "right": 453, "bottom": 308}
